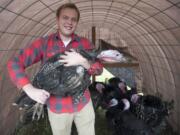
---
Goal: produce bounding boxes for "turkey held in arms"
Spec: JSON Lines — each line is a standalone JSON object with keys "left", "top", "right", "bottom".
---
{"left": 13, "top": 49, "right": 125, "bottom": 122}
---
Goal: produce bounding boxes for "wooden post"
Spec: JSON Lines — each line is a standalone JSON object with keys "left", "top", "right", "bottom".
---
{"left": 92, "top": 26, "right": 96, "bottom": 82}
{"left": 92, "top": 26, "right": 96, "bottom": 45}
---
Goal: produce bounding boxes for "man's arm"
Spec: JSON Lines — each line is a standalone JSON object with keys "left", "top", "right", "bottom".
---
{"left": 58, "top": 49, "right": 103, "bottom": 75}
{"left": 22, "top": 83, "right": 50, "bottom": 104}
{"left": 59, "top": 49, "right": 91, "bottom": 69}
{"left": 7, "top": 38, "right": 50, "bottom": 104}
{"left": 7, "top": 39, "right": 43, "bottom": 88}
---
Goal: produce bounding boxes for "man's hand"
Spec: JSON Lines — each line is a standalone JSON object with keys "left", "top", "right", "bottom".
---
{"left": 23, "top": 84, "right": 50, "bottom": 104}
{"left": 58, "top": 49, "right": 90, "bottom": 69}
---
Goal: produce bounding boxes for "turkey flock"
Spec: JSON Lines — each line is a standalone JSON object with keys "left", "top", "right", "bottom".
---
{"left": 89, "top": 77, "right": 174, "bottom": 135}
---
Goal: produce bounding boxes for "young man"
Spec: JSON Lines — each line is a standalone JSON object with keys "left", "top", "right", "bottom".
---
{"left": 7, "top": 3, "right": 103, "bottom": 135}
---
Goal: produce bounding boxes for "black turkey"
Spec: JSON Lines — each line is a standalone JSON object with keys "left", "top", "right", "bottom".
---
{"left": 131, "top": 95, "right": 174, "bottom": 134}
{"left": 12, "top": 49, "right": 125, "bottom": 122}
{"left": 107, "top": 110, "right": 153, "bottom": 135}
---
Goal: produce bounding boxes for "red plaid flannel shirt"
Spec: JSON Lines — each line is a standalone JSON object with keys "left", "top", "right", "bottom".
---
{"left": 7, "top": 32, "right": 103, "bottom": 113}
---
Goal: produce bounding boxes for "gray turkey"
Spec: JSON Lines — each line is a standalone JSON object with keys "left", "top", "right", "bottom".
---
{"left": 12, "top": 49, "right": 125, "bottom": 123}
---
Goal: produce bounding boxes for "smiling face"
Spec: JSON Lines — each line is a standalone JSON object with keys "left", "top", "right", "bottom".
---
{"left": 57, "top": 8, "right": 78, "bottom": 39}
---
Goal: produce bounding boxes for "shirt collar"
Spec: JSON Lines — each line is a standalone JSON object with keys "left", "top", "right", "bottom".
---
{"left": 55, "top": 31, "right": 79, "bottom": 42}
